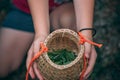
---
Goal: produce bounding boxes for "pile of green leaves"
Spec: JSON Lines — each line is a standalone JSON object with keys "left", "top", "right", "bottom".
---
{"left": 48, "top": 49, "right": 77, "bottom": 65}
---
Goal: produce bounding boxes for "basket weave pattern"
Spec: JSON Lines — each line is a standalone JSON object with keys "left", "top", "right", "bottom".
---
{"left": 37, "top": 29, "right": 84, "bottom": 80}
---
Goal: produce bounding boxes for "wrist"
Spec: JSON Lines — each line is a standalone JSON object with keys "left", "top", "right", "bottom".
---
{"left": 35, "top": 33, "right": 48, "bottom": 41}
{"left": 78, "top": 27, "right": 96, "bottom": 39}
{"left": 81, "top": 31, "right": 92, "bottom": 40}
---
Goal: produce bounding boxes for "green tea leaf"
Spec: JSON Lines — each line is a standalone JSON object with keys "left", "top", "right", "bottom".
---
{"left": 48, "top": 49, "right": 77, "bottom": 65}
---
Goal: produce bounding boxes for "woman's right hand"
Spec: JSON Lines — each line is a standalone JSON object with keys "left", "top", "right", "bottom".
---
{"left": 26, "top": 35, "right": 47, "bottom": 80}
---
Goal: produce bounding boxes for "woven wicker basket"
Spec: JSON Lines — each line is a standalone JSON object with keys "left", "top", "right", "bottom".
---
{"left": 37, "top": 29, "right": 84, "bottom": 80}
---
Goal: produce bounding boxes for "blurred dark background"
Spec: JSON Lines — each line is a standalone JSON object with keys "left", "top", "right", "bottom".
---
{"left": 0, "top": 0, "right": 120, "bottom": 80}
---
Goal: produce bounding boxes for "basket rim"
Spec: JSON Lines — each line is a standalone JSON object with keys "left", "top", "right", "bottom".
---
{"left": 43, "top": 29, "right": 84, "bottom": 70}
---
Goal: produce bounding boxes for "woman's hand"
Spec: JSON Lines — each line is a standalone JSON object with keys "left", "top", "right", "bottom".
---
{"left": 27, "top": 0, "right": 49, "bottom": 79}
{"left": 26, "top": 35, "right": 47, "bottom": 80}
{"left": 78, "top": 31, "right": 97, "bottom": 80}
{"left": 83, "top": 43, "right": 97, "bottom": 79}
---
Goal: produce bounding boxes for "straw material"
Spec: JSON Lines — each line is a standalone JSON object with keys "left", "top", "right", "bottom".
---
{"left": 36, "top": 29, "right": 84, "bottom": 80}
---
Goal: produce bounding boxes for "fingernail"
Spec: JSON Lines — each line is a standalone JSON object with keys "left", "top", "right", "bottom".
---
{"left": 31, "top": 76, "right": 34, "bottom": 79}
{"left": 31, "top": 74, "right": 35, "bottom": 79}
{"left": 85, "top": 54, "right": 89, "bottom": 59}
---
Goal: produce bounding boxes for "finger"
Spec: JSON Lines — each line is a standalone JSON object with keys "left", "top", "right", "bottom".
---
{"left": 85, "top": 71, "right": 92, "bottom": 79}
{"left": 84, "top": 43, "right": 92, "bottom": 59}
{"left": 33, "top": 62, "right": 44, "bottom": 80}
{"left": 29, "top": 66, "right": 35, "bottom": 79}
{"left": 26, "top": 45, "right": 35, "bottom": 79}
{"left": 84, "top": 47, "right": 97, "bottom": 79}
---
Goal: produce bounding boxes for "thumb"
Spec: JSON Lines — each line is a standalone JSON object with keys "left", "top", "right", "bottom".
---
{"left": 84, "top": 43, "right": 92, "bottom": 59}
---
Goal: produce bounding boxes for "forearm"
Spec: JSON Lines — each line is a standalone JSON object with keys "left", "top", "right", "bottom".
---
{"left": 73, "top": 0, "right": 95, "bottom": 38}
{"left": 28, "top": 0, "right": 49, "bottom": 38}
